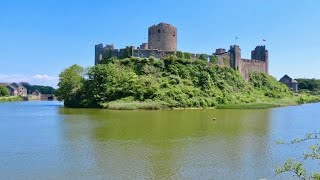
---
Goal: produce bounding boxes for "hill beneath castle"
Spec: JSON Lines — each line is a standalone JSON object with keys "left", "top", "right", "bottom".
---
{"left": 55, "top": 56, "right": 319, "bottom": 109}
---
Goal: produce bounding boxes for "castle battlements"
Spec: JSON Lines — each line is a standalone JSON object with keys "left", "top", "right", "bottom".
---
{"left": 95, "top": 23, "right": 268, "bottom": 80}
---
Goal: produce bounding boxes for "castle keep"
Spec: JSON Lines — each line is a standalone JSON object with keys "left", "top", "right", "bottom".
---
{"left": 95, "top": 22, "right": 268, "bottom": 80}
{"left": 148, "top": 23, "right": 177, "bottom": 51}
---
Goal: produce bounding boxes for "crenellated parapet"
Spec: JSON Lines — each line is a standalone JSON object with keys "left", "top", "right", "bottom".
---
{"left": 94, "top": 44, "right": 134, "bottom": 63}
{"left": 139, "top": 43, "right": 148, "bottom": 50}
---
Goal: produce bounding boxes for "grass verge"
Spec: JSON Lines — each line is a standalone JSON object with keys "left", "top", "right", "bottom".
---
{"left": 101, "top": 101, "right": 164, "bottom": 110}
{"left": 0, "top": 96, "right": 23, "bottom": 102}
{"left": 216, "top": 103, "right": 285, "bottom": 109}
{"left": 102, "top": 96, "right": 320, "bottom": 110}
{"left": 217, "top": 95, "right": 320, "bottom": 109}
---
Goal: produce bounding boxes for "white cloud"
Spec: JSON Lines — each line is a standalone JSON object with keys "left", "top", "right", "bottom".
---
{"left": 33, "top": 74, "right": 50, "bottom": 79}
{"left": 0, "top": 74, "right": 59, "bottom": 88}
{"left": 33, "top": 74, "right": 58, "bottom": 81}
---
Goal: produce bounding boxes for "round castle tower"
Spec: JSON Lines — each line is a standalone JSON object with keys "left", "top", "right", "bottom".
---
{"left": 148, "top": 22, "right": 177, "bottom": 51}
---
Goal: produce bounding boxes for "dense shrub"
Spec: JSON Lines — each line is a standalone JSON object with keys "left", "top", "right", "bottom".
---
{"left": 0, "top": 86, "right": 9, "bottom": 97}
{"left": 296, "top": 78, "right": 320, "bottom": 94}
{"left": 56, "top": 57, "right": 309, "bottom": 108}
{"left": 249, "top": 72, "right": 292, "bottom": 98}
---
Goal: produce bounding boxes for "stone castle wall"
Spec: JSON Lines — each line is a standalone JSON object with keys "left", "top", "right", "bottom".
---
{"left": 226, "top": 45, "right": 268, "bottom": 80}
{"left": 95, "top": 44, "right": 132, "bottom": 64}
{"left": 240, "top": 59, "right": 267, "bottom": 81}
{"left": 133, "top": 49, "right": 175, "bottom": 59}
{"left": 95, "top": 22, "right": 269, "bottom": 81}
{"left": 211, "top": 52, "right": 231, "bottom": 67}
{"left": 95, "top": 44, "right": 268, "bottom": 80}
{"left": 95, "top": 44, "right": 176, "bottom": 61}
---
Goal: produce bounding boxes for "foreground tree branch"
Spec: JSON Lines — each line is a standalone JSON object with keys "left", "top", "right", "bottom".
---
{"left": 276, "top": 132, "right": 320, "bottom": 180}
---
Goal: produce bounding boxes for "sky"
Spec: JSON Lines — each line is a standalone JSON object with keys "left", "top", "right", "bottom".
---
{"left": 0, "top": 0, "right": 319, "bottom": 87}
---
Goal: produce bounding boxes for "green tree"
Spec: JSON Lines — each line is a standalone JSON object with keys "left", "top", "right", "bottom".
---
{"left": 210, "top": 55, "right": 218, "bottom": 64}
{"left": 198, "top": 54, "right": 208, "bottom": 61}
{"left": 276, "top": 133, "right": 320, "bottom": 179}
{"left": 176, "top": 51, "right": 184, "bottom": 59}
{"left": 55, "top": 64, "right": 84, "bottom": 107}
{"left": 19, "top": 82, "right": 56, "bottom": 94}
{"left": 296, "top": 78, "right": 320, "bottom": 94}
{"left": 31, "top": 85, "right": 56, "bottom": 94}
{"left": 184, "top": 52, "right": 191, "bottom": 59}
{"left": 0, "top": 86, "right": 9, "bottom": 97}
{"left": 198, "top": 71, "right": 212, "bottom": 90}
{"left": 87, "top": 63, "right": 138, "bottom": 105}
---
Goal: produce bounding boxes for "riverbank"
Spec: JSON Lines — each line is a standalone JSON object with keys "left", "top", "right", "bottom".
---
{"left": 212, "top": 94, "right": 320, "bottom": 110}
{"left": 101, "top": 101, "right": 164, "bottom": 110}
{"left": 100, "top": 95, "right": 320, "bottom": 110}
{"left": 0, "top": 96, "right": 23, "bottom": 102}
{"left": 217, "top": 97, "right": 298, "bottom": 109}
{"left": 216, "top": 103, "right": 293, "bottom": 109}
{"left": 103, "top": 101, "right": 277, "bottom": 110}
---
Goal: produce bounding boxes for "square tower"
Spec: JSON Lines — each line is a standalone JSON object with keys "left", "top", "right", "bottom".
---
{"left": 251, "top": 46, "right": 269, "bottom": 74}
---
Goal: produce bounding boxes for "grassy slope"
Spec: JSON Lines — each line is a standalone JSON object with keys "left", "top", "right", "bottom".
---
{"left": 102, "top": 101, "right": 163, "bottom": 110}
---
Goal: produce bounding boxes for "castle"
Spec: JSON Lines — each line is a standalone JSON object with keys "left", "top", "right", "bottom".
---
{"left": 95, "top": 22, "right": 268, "bottom": 80}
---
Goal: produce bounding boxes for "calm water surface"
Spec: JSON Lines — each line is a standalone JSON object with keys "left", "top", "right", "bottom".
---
{"left": 0, "top": 101, "right": 319, "bottom": 179}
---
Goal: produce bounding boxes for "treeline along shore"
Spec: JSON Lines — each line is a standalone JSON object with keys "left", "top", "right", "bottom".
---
{"left": 55, "top": 55, "right": 320, "bottom": 110}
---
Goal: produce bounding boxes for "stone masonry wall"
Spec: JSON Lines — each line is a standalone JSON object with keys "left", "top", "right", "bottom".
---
{"left": 148, "top": 23, "right": 177, "bottom": 51}
{"left": 95, "top": 44, "right": 176, "bottom": 64}
{"left": 211, "top": 53, "right": 231, "bottom": 67}
{"left": 132, "top": 49, "right": 175, "bottom": 59}
{"left": 240, "top": 59, "right": 267, "bottom": 81}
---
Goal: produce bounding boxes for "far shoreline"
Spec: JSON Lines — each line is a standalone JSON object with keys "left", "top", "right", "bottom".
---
{"left": 61, "top": 101, "right": 317, "bottom": 110}
{"left": 96, "top": 100, "right": 316, "bottom": 110}
{"left": 2, "top": 98, "right": 319, "bottom": 110}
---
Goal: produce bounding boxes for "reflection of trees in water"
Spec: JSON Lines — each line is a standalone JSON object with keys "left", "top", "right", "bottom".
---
{"left": 58, "top": 108, "right": 272, "bottom": 179}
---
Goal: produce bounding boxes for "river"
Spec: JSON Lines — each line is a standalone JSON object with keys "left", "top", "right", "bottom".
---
{"left": 0, "top": 101, "right": 319, "bottom": 179}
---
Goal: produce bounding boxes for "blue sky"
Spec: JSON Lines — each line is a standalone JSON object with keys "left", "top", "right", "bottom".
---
{"left": 0, "top": 0, "right": 319, "bottom": 87}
